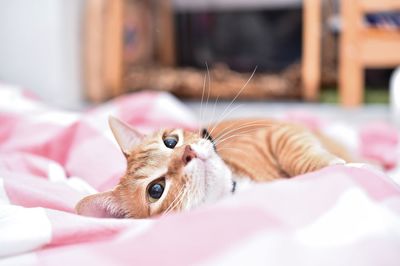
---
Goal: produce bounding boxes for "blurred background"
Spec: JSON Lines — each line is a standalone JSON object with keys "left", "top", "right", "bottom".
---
{"left": 0, "top": 0, "right": 399, "bottom": 121}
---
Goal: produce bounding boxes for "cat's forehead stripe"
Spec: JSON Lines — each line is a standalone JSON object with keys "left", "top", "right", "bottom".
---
{"left": 132, "top": 166, "right": 168, "bottom": 183}
{"left": 170, "top": 129, "right": 183, "bottom": 135}
{"left": 162, "top": 128, "right": 183, "bottom": 138}
{"left": 135, "top": 164, "right": 166, "bottom": 179}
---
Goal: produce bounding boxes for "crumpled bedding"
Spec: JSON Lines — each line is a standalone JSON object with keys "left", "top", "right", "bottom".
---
{"left": 0, "top": 84, "right": 399, "bottom": 266}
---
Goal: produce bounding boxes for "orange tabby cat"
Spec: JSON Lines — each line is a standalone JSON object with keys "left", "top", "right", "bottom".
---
{"left": 76, "top": 117, "right": 351, "bottom": 218}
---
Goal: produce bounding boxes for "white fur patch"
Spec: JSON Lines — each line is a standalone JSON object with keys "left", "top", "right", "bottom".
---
{"left": 232, "top": 174, "right": 254, "bottom": 193}
{"left": 183, "top": 139, "right": 233, "bottom": 209}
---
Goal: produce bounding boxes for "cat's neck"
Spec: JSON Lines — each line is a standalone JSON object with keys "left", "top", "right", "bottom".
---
{"left": 231, "top": 174, "right": 253, "bottom": 193}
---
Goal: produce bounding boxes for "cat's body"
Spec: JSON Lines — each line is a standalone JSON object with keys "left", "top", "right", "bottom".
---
{"left": 76, "top": 117, "right": 352, "bottom": 219}
{"left": 208, "top": 119, "right": 351, "bottom": 182}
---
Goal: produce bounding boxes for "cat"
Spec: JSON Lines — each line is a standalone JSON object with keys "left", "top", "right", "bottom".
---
{"left": 75, "top": 116, "right": 352, "bottom": 219}
{"left": 76, "top": 117, "right": 352, "bottom": 218}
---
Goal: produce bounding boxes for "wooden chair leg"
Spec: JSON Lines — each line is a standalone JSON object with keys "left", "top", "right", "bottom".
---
{"left": 85, "top": 0, "right": 108, "bottom": 102}
{"left": 339, "top": 0, "right": 364, "bottom": 107}
{"left": 339, "top": 49, "right": 364, "bottom": 107}
{"left": 85, "top": 0, "right": 124, "bottom": 103}
{"left": 302, "top": 0, "right": 321, "bottom": 101}
{"left": 154, "top": 0, "right": 176, "bottom": 66}
{"left": 103, "top": 0, "right": 124, "bottom": 98}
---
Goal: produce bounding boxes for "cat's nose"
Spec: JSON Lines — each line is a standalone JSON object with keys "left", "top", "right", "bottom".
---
{"left": 182, "top": 145, "right": 197, "bottom": 165}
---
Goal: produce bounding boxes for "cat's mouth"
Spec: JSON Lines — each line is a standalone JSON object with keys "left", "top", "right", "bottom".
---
{"left": 190, "top": 140, "right": 214, "bottom": 161}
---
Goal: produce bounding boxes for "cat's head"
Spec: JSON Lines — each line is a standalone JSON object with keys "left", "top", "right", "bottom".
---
{"left": 75, "top": 117, "right": 233, "bottom": 218}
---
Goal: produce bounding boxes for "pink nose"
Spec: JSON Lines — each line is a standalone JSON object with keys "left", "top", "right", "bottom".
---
{"left": 182, "top": 145, "right": 197, "bottom": 165}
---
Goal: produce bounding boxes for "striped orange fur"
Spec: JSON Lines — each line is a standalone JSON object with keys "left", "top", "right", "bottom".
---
{"left": 208, "top": 119, "right": 352, "bottom": 181}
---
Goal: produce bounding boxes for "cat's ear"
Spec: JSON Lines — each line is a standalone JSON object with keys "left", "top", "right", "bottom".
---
{"left": 75, "top": 191, "right": 125, "bottom": 218}
{"left": 109, "top": 116, "right": 143, "bottom": 156}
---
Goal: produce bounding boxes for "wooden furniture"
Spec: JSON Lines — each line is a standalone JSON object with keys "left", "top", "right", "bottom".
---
{"left": 302, "top": 0, "right": 400, "bottom": 107}
{"left": 340, "top": 0, "right": 400, "bottom": 107}
{"left": 85, "top": 0, "right": 124, "bottom": 102}
{"left": 84, "top": 0, "right": 175, "bottom": 102}
{"left": 302, "top": 0, "right": 322, "bottom": 102}
{"left": 84, "top": 0, "right": 304, "bottom": 102}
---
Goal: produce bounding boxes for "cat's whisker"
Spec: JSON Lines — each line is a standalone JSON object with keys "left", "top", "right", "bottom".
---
{"left": 215, "top": 147, "right": 256, "bottom": 161}
{"left": 207, "top": 95, "right": 220, "bottom": 136}
{"left": 214, "top": 125, "right": 272, "bottom": 146}
{"left": 212, "top": 120, "right": 271, "bottom": 143}
{"left": 203, "top": 62, "right": 212, "bottom": 127}
{"left": 215, "top": 128, "right": 269, "bottom": 146}
{"left": 171, "top": 185, "right": 187, "bottom": 209}
{"left": 215, "top": 129, "right": 263, "bottom": 145}
{"left": 162, "top": 192, "right": 180, "bottom": 215}
{"left": 163, "top": 194, "right": 183, "bottom": 216}
{"left": 213, "top": 122, "right": 272, "bottom": 144}
{"left": 198, "top": 70, "right": 208, "bottom": 136}
{"left": 212, "top": 96, "right": 220, "bottom": 119}
{"left": 209, "top": 119, "right": 248, "bottom": 143}
{"left": 216, "top": 147, "right": 251, "bottom": 155}
{"left": 209, "top": 66, "right": 258, "bottom": 134}
{"left": 167, "top": 185, "right": 189, "bottom": 215}
{"left": 208, "top": 104, "right": 244, "bottom": 137}
{"left": 166, "top": 183, "right": 191, "bottom": 216}
{"left": 215, "top": 119, "right": 273, "bottom": 137}
{"left": 163, "top": 185, "right": 185, "bottom": 215}
{"left": 185, "top": 186, "right": 196, "bottom": 211}
{"left": 198, "top": 62, "right": 213, "bottom": 136}
{"left": 216, "top": 147, "right": 244, "bottom": 152}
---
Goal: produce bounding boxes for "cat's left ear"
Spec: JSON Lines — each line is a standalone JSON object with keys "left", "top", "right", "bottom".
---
{"left": 109, "top": 116, "right": 143, "bottom": 156}
{"left": 75, "top": 191, "right": 125, "bottom": 218}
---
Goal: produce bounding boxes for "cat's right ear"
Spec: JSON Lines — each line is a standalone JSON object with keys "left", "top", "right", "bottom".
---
{"left": 108, "top": 116, "right": 143, "bottom": 156}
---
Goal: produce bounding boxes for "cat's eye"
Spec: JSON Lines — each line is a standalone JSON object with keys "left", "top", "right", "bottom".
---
{"left": 163, "top": 136, "right": 178, "bottom": 149}
{"left": 147, "top": 178, "right": 165, "bottom": 202}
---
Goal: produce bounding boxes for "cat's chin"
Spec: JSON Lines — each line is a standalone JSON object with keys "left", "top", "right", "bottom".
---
{"left": 181, "top": 139, "right": 233, "bottom": 208}
{"left": 205, "top": 162, "right": 233, "bottom": 203}
{"left": 187, "top": 156, "right": 233, "bottom": 206}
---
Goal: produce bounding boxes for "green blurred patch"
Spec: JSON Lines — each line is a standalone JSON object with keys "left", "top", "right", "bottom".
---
{"left": 320, "top": 87, "right": 389, "bottom": 104}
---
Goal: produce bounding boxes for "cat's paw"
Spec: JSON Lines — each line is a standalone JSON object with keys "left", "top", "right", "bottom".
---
{"left": 344, "top": 163, "right": 367, "bottom": 168}
{"left": 328, "top": 158, "right": 346, "bottom": 166}
{"left": 344, "top": 162, "right": 383, "bottom": 172}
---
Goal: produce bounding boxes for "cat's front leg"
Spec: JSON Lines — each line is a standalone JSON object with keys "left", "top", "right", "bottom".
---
{"left": 270, "top": 124, "right": 346, "bottom": 177}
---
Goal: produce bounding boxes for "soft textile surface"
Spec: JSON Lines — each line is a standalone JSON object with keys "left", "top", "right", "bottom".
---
{"left": 1, "top": 85, "right": 400, "bottom": 265}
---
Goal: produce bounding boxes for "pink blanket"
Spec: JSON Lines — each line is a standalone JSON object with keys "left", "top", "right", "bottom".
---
{"left": 1, "top": 86, "right": 400, "bottom": 265}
